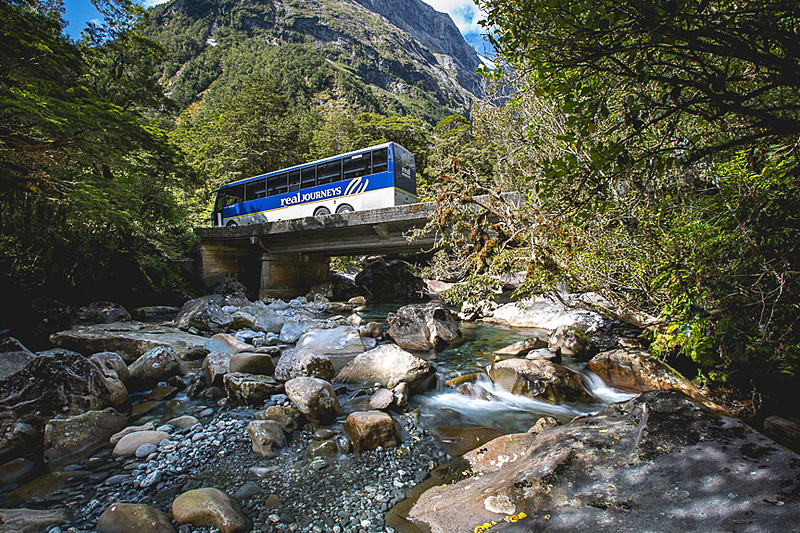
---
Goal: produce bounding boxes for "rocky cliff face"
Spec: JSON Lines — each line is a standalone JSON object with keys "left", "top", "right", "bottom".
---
{"left": 149, "top": 0, "right": 482, "bottom": 119}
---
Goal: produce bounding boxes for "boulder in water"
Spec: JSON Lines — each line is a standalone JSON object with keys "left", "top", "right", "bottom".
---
{"left": 487, "top": 358, "right": 593, "bottom": 403}
{"left": 493, "top": 336, "right": 548, "bottom": 357}
{"left": 387, "top": 302, "right": 461, "bottom": 351}
{"left": 335, "top": 344, "right": 436, "bottom": 393}
{"left": 90, "top": 351, "right": 131, "bottom": 383}
{"left": 549, "top": 324, "right": 597, "bottom": 360}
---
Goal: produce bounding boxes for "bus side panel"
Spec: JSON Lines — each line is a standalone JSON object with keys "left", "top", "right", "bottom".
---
{"left": 392, "top": 144, "right": 417, "bottom": 198}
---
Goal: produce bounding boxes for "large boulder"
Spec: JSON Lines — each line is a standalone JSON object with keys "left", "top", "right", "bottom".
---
{"left": 223, "top": 373, "right": 283, "bottom": 406}
{"left": 0, "top": 350, "right": 125, "bottom": 461}
{"left": 49, "top": 322, "right": 208, "bottom": 363}
{"left": 549, "top": 324, "right": 597, "bottom": 360}
{"left": 229, "top": 352, "right": 275, "bottom": 375}
{"left": 239, "top": 302, "right": 285, "bottom": 334}
{"left": 75, "top": 302, "right": 130, "bottom": 325}
{"left": 295, "top": 326, "right": 366, "bottom": 355}
{"left": 172, "top": 488, "right": 252, "bottom": 533}
{"left": 254, "top": 406, "right": 305, "bottom": 435}
{"left": 493, "top": 336, "right": 548, "bottom": 357}
{"left": 586, "top": 349, "right": 722, "bottom": 412}
{"left": 127, "top": 346, "right": 189, "bottom": 392}
{"left": 204, "top": 334, "right": 253, "bottom": 356}
{"left": 176, "top": 299, "right": 233, "bottom": 334}
{"left": 343, "top": 411, "right": 400, "bottom": 452}
{"left": 487, "top": 358, "right": 593, "bottom": 403}
{"left": 0, "top": 508, "right": 72, "bottom": 533}
{"left": 387, "top": 302, "right": 461, "bottom": 351}
{"left": 354, "top": 259, "right": 425, "bottom": 301}
{"left": 284, "top": 377, "right": 340, "bottom": 425}
{"left": 202, "top": 352, "right": 232, "bottom": 387}
{"left": 279, "top": 318, "right": 324, "bottom": 344}
{"left": 491, "top": 296, "right": 604, "bottom": 333}
{"left": 96, "top": 503, "right": 175, "bottom": 533}
{"left": 247, "top": 420, "right": 286, "bottom": 458}
{"left": 43, "top": 408, "right": 127, "bottom": 464}
{"left": 0, "top": 338, "right": 35, "bottom": 381}
{"left": 90, "top": 352, "right": 131, "bottom": 383}
{"left": 409, "top": 391, "right": 800, "bottom": 533}
{"left": 335, "top": 344, "right": 436, "bottom": 393}
{"left": 274, "top": 349, "right": 335, "bottom": 382}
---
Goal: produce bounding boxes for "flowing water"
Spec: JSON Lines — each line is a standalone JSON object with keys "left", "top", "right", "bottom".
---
{"left": 363, "top": 305, "right": 635, "bottom": 436}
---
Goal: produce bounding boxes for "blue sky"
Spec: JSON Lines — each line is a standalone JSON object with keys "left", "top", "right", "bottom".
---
{"left": 62, "top": 0, "right": 492, "bottom": 55}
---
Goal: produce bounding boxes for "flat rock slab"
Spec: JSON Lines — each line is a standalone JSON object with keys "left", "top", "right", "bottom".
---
{"left": 50, "top": 322, "right": 209, "bottom": 363}
{"left": 409, "top": 391, "right": 800, "bottom": 533}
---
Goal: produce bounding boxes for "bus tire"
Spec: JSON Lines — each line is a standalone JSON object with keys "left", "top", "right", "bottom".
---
{"left": 336, "top": 204, "right": 354, "bottom": 214}
{"left": 314, "top": 207, "right": 331, "bottom": 217}
{"left": 226, "top": 220, "right": 238, "bottom": 227}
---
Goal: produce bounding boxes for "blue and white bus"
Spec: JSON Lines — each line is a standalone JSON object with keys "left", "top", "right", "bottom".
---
{"left": 211, "top": 142, "right": 417, "bottom": 226}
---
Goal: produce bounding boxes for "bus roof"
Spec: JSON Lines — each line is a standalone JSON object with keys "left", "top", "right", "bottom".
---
{"left": 215, "top": 142, "right": 400, "bottom": 192}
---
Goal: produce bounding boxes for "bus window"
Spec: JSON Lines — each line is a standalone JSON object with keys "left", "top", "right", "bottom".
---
{"left": 317, "top": 160, "right": 341, "bottom": 185}
{"left": 267, "top": 173, "right": 288, "bottom": 196}
{"left": 301, "top": 166, "right": 316, "bottom": 188}
{"left": 343, "top": 154, "right": 370, "bottom": 180}
{"left": 223, "top": 184, "right": 244, "bottom": 206}
{"left": 245, "top": 179, "right": 266, "bottom": 201}
{"left": 372, "top": 148, "right": 388, "bottom": 173}
{"left": 288, "top": 170, "right": 301, "bottom": 192}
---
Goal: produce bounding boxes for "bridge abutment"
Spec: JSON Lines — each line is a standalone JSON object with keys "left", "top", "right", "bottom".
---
{"left": 259, "top": 252, "right": 329, "bottom": 300}
{"left": 199, "top": 240, "right": 262, "bottom": 298}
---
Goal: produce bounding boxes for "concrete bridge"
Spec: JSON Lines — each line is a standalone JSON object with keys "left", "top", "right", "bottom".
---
{"left": 194, "top": 202, "right": 438, "bottom": 299}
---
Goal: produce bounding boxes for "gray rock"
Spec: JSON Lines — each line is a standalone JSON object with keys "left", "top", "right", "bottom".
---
{"left": 0, "top": 508, "right": 72, "bottom": 533}
{"left": 97, "top": 503, "right": 175, "bottom": 533}
{"left": 525, "top": 347, "right": 562, "bottom": 363}
{"left": 76, "top": 302, "right": 130, "bottom": 325}
{"left": 135, "top": 443, "right": 158, "bottom": 458}
{"left": 112, "top": 431, "right": 170, "bottom": 457}
{"left": 110, "top": 422, "right": 155, "bottom": 446}
{"left": 229, "top": 352, "right": 275, "bottom": 375}
{"left": 493, "top": 336, "right": 548, "bottom": 357}
{"left": 176, "top": 298, "right": 233, "bottom": 334}
{"left": 172, "top": 488, "right": 252, "bottom": 533}
{"left": 132, "top": 306, "right": 180, "bottom": 321}
{"left": 296, "top": 326, "right": 366, "bottom": 355}
{"left": 279, "top": 318, "right": 322, "bottom": 343}
{"left": 284, "top": 377, "right": 340, "bottom": 425}
{"left": 167, "top": 415, "right": 200, "bottom": 430}
{"left": 204, "top": 334, "right": 253, "bottom": 356}
{"left": 0, "top": 338, "right": 35, "bottom": 381}
{"left": 409, "top": 391, "right": 800, "bottom": 533}
{"left": 387, "top": 302, "right": 461, "bottom": 351}
{"left": 90, "top": 351, "right": 131, "bottom": 382}
{"left": 43, "top": 408, "right": 127, "bottom": 464}
{"left": 254, "top": 406, "right": 305, "bottom": 434}
{"left": 763, "top": 415, "right": 800, "bottom": 452}
{"left": 274, "top": 348, "right": 335, "bottom": 382}
{"left": 369, "top": 388, "right": 395, "bottom": 410}
{"left": 128, "top": 346, "right": 189, "bottom": 392}
{"left": 491, "top": 296, "right": 604, "bottom": 332}
{"left": 335, "top": 344, "right": 436, "bottom": 393}
{"left": 49, "top": 322, "right": 208, "bottom": 363}
{"left": 229, "top": 311, "right": 256, "bottom": 330}
{"left": 224, "top": 373, "right": 283, "bottom": 406}
{"left": 234, "top": 329, "right": 266, "bottom": 346}
{"left": 233, "top": 481, "right": 261, "bottom": 500}
{"left": 240, "top": 302, "right": 286, "bottom": 334}
{"left": 202, "top": 352, "right": 232, "bottom": 387}
{"left": 247, "top": 420, "right": 286, "bottom": 458}
{"left": 549, "top": 324, "right": 597, "bottom": 360}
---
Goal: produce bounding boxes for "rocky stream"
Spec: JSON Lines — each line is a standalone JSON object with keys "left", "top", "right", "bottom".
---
{"left": 1, "top": 275, "right": 799, "bottom": 533}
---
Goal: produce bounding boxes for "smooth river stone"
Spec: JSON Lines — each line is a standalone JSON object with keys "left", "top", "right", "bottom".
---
{"left": 172, "top": 488, "right": 252, "bottom": 533}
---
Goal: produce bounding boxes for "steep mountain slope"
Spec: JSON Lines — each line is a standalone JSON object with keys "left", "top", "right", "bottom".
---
{"left": 147, "top": 0, "right": 482, "bottom": 121}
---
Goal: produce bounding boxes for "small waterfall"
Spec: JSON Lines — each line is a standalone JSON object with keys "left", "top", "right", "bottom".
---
{"left": 580, "top": 370, "right": 637, "bottom": 403}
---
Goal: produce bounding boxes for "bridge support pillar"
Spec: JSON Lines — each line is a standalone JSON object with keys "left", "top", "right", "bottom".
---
{"left": 259, "top": 252, "right": 329, "bottom": 300}
{"left": 199, "top": 241, "right": 262, "bottom": 299}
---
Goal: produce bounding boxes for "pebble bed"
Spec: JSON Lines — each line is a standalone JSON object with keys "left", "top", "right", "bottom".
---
{"left": 39, "top": 393, "right": 447, "bottom": 533}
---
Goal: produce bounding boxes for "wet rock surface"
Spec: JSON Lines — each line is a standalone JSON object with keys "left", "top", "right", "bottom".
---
{"left": 335, "top": 344, "right": 436, "bottom": 393}
{"left": 409, "top": 391, "right": 800, "bottom": 532}
{"left": 487, "top": 358, "right": 593, "bottom": 403}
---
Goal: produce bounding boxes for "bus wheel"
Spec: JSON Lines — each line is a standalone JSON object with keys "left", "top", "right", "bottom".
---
{"left": 336, "top": 204, "right": 354, "bottom": 214}
{"left": 314, "top": 207, "right": 331, "bottom": 217}
{"left": 226, "top": 220, "right": 238, "bottom": 227}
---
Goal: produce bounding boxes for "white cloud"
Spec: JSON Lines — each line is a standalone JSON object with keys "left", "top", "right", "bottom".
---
{"left": 422, "top": 0, "right": 487, "bottom": 37}
{"left": 141, "top": 0, "right": 170, "bottom": 7}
